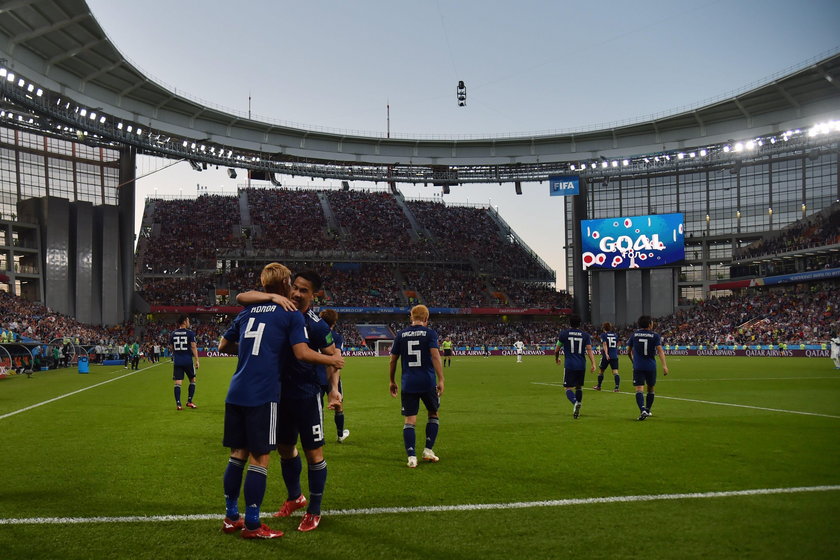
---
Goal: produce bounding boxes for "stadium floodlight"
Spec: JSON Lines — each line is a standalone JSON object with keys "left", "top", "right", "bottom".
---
{"left": 6, "top": 72, "right": 14, "bottom": 82}
{"left": 17, "top": 78, "right": 24, "bottom": 87}
{"left": 570, "top": 164, "right": 576, "bottom": 171}
{"left": 79, "top": 108, "right": 87, "bottom": 117}
{"left": 677, "top": 153, "right": 685, "bottom": 159}
{"left": 36, "top": 88, "right": 42, "bottom": 97}
{"left": 89, "top": 112, "right": 97, "bottom": 120}
{"left": 699, "top": 149, "right": 707, "bottom": 156}
{"left": 26, "top": 83, "right": 34, "bottom": 93}
{"left": 0, "top": 68, "right": 5, "bottom": 77}
{"left": 622, "top": 159, "right": 629, "bottom": 166}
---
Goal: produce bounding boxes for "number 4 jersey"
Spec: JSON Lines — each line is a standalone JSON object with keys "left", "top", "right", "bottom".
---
{"left": 223, "top": 304, "right": 309, "bottom": 406}
{"left": 391, "top": 325, "right": 439, "bottom": 393}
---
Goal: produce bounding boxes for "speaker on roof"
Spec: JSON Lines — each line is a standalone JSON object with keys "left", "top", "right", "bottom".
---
{"left": 515, "top": 181, "right": 522, "bottom": 195}
{"left": 341, "top": 181, "right": 350, "bottom": 191}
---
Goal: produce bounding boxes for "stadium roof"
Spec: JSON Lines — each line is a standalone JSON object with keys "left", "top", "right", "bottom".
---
{"left": 1, "top": 0, "right": 840, "bottom": 183}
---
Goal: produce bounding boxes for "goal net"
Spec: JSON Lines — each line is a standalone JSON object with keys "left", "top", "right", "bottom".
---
{"left": 374, "top": 339, "right": 394, "bottom": 357}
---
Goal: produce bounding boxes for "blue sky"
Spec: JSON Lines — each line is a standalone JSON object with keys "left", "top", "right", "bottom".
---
{"left": 86, "top": 0, "right": 840, "bottom": 288}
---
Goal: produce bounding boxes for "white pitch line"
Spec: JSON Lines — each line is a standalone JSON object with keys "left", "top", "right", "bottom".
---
{"left": 0, "top": 362, "right": 163, "bottom": 422}
{"left": 1, "top": 485, "right": 837, "bottom": 525}
{"left": 533, "top": 381, "right": 840, "bottom": 419}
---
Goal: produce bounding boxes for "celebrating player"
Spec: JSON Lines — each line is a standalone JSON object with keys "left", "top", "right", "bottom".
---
{"left": 237, "top": 270, "right": 341, "bottom": 532}
{"left": 389, "top": 304, "right": 445, "bottom": 468}
{"left": 627, "top": 315, "right": 669, "bottom": 420}
{"left": 219, "top": 263, "right": 343, "bottom": 539}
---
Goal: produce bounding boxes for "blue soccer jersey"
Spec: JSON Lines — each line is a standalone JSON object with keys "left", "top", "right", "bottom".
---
{"left": 282, "top": 308, "right": 334, "bottom": 399}
{"left": 556, "top": 329, "right": 592, "bottom": 371}
{"left": 223, "top": 303, "right": 309, "bottom": 407}
{"left": 627, "top": 329, "right": 662, "bottom": 372}
{"left": 600, "top": 332, "right": 619, "bottom": 359}
{"left": 332, "top": 330, "right": 345, "bottom": 353}
{"left": 170, "top": 328, "right": 196, "bottom": 367}
{"left": 391, "top": 325, "right": 439, "bottom": 393}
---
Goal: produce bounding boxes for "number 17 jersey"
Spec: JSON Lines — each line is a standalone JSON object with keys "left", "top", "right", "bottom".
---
{"left": 557, "top": 329, "right": 592, "bottom": 371}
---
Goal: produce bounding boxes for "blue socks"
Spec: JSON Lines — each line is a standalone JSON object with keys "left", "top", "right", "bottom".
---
{"left": 280, "top": 455, "right": 303, "bottom": 501}
{"left": 187, "top": 382, "right": 196, "bottom": 403}
{"left": 635, "top": 391, "right": 645, "bottom": 411}
{"left": 646, "top": 392, "right": 655, "bottom": 411}
{"left": 425, "top": 418, "right": 439, "bottom": 449}
{"left": 565, "top": 389, "right": 577, "bottom": 404}
{"left": 576, "top": 389, "right": 583, "bottom": 403}
{"left": 173, "top": 385, "right": 181, "bottom": 406}
{"left": 243, "top": 465, "right": 267, "bottom": 530}
{"left": 403, "top": 423, "right": 416, "bottom": 456}
{"left": 223, "top": 457, "right": 246, "bottom": 520}
{"left": 335, "top": 411, "right": 345, "bottom": 435}
{"left": 614, "top": 374, "right": 620, "bottom": 388}
{"left": 597, "top": 374, "right": 604, "bottom": 387}
{"left": 307, "top": 460, "right": 327, "bottom": 515}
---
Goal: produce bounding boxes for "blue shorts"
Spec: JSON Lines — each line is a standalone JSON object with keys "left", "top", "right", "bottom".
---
{"left": 278, "top": 395, "right": 324, "bottom": 450}
{"left": 563, "top": 369, "right": 586, "bottom": 388}
{"left": 401, "top": 389, "right": 440, "bottom": 417}
{"left": 172, "top": 363, "right": 196, "bottom": 381}
{"left": 633, "top": 370, "right": 657, "bottom": 388}
{"left": 223, "top": 402, "right": 278, "bottom": 456}
{"left": 599, "top": 356, "right": 619, "bottom": 371}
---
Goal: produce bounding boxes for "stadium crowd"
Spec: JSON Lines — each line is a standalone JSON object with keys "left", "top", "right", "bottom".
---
{"left": 735, "top": 204, "right": 840, "bottom": 261}
{"left": 142, "top": 195, "right": 242, "bottom": 273}
{"left": 247, "top": 188, "right": 335, "bottom": 251}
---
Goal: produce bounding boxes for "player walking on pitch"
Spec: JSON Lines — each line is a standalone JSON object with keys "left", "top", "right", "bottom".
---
{"left": 555, "top": 315, "right": 596, "bottom": 419}
{"left": 594, "top": 322, "right": 621, "bottom": 392}
{"left": 627, "top": 315, "right": 669, "bottom": 420}
{"left": 389, "top": 305, "right": 445, "bottom": 468}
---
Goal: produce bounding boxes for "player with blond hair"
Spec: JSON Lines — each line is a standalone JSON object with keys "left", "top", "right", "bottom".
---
{"left": 389, "top": 305, "right": 445, "bottom": 468}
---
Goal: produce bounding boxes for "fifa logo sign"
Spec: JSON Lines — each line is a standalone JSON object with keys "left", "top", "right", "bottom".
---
{"left": 549, "top": 175, "right": 580, "bottom": 196}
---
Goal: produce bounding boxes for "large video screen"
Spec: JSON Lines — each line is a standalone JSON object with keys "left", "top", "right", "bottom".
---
{"left": 580, "top": 213, "right": 684, "bottom": 270}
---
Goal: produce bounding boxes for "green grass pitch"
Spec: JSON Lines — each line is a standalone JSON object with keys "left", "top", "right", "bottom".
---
{"left": 0, "top": 355, "right": 838, "bottom": 559}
